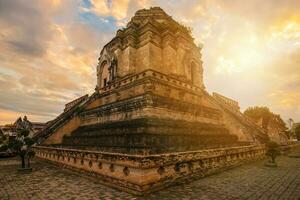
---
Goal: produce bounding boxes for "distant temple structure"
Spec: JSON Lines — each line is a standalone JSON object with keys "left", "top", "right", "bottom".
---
{"left": 291, "top": 122, "right": 300, "bottom": 140}
{"left": 34, "top": 7, "right": 271, "bottom": 194}
{"left": 250, "top": 113, "right": 289, "bottom": 144}
{"left": 0, "top": 116, "right": 46, "bottom": 139}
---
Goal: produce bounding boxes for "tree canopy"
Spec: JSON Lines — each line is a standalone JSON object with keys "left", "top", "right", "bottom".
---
{"left": 3, "top": 128, "right": 36, "bottom": 168}
{"left": 244, "top": 106, "right": 287, "bottom": 132}
{"left": 266, "top": 141, "right": 280, "bottom": 163}
{"left": 295, "top": 124, "right": 300, "bottom": 140}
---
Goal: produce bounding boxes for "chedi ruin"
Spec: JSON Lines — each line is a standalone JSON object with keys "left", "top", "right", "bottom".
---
{"left": 34, "top": 7, "right": 273, "bottom": 195}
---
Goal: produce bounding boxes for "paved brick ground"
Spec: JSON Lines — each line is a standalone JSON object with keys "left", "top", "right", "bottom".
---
{"left": 0, "top": 146, "right": 299, "bottom": 200}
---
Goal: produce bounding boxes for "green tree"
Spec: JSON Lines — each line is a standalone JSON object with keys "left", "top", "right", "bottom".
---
{"left": 295, "top": 125, "right": 300, "bottom": 140}
{"left": 27, "top": 150, "right": 36, "bottom": 168}
{"left": 0, "top": 134, "right": 8, "bottom": 149}
{"left": 244, "top": 106, "right": 288, "bottom": 133}
{"left": 0, "top": 143, "right": 8, "bottom": 151}
{"left": 244, "top": 106, "right": 272, "bottom": 131}
{"left": 266, "top": 141, "right": 280, "bottom": 163}
{"left": 8, "top": 129, "right": 35, "bottom": 168}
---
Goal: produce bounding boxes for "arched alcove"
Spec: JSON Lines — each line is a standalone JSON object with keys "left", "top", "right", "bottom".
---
{"left": 100, "top": 61, "right": 109, "bottom": 88}
{"left": 191, "top": 61, "right": 198, "bottom": 85}
{"left": 109, "top": 58, "right": 117, "bottom": 81}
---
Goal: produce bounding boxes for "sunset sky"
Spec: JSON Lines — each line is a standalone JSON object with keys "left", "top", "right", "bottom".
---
{"left": 0, "top": 0, "right": 299, "bottom": 124}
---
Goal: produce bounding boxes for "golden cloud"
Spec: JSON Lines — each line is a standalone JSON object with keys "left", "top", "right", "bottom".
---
{"left": 0, "top": 0, "right": 300, "bottom": 124}
{"left": 88, "top": 0, "right": 130, "bottom": 20}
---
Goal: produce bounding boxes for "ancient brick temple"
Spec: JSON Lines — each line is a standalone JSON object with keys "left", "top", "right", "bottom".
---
{"left": 35, "top": 7, "right": 268, "bottom": 194}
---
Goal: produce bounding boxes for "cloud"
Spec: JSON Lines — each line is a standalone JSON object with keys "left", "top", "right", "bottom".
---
{"left": 84, "top": 0, "right": 130, "bottom": 20}
{"left": 81, "top": 0, "right": 155, "bottom": 26}
{"left": 0, "top": 0, "right": 56, "bottom": 56}
{"left": 0, "top": 0, "right": 114, "bottom": 123}
{"left": 266, "top": 48, "right": 300, "bottom": 109}
{"left": 0, "top": 108, "right": 52, "bottom": 124}
{"left": 0, "top": 0, "right": 299, "bottom": 124}
{"left": 151, "top": 0, "right": 300, "bottom": 122}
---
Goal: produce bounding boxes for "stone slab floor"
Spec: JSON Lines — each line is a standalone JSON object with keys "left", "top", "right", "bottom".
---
{"left": 0, "top": 147, "right": 300, "bottom": 200}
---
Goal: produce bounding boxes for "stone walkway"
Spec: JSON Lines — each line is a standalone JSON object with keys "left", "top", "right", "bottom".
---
{"left": 0, "top": 146, "right": 299, "bottom": 200}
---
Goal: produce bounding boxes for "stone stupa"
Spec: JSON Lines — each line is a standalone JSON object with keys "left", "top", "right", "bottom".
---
{"left": 34, "top": 7, "right": 267, "bottom": 195}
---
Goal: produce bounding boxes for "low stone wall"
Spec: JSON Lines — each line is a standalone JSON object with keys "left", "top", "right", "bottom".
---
{"left": 33, "top": 145, "right": 265, "bottom": 195}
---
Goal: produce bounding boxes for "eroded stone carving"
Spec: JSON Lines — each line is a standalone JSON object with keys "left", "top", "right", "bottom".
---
{"left": 34, "top": 7, "right": 272, "bottom": 195}
{"left": 96, "top": 7, "right": 204, "bottom": 89}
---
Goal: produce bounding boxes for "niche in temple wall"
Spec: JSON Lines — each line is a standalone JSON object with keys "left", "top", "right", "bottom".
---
{"left": 176, "top": 48, "right": 187, "bottom": 77}
{"left": 183, "top": 50, "right": 192, "bottom": 80}
{"left": 191, "top": 60, "right": 200, "bottom": 86}
{"left": 97, "top": 48, "right": 118, "bottom": 88}
{"left": 176, "top": 48, "right": 200, "bottom": 85}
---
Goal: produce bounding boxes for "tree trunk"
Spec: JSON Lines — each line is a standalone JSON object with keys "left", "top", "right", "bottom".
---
{"left": 27, "top": 157, "right": 30, "bottom": 168}
{"left": 20, "top": 155, "right": 25, "bottom": 168}
{"left": 271, "top": 155, "right": 276, "bottom": 163}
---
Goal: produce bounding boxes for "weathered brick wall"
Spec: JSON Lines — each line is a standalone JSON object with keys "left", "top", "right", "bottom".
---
{"left": 43, "top": 116, "right": 81, "bottom": 145}
{"left": 33, "top": 145, "right": 265, "bottom": 195}
{"left": 97, "top": 7, "right": 203, "bottom": 89}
